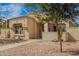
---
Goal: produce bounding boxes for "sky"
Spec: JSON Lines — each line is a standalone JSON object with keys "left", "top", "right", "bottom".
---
{"left": 0, "top": 3, "right": 40, "bottom": 19}
{"left": 0, "top": 3, "right": 79, "bottom": 24}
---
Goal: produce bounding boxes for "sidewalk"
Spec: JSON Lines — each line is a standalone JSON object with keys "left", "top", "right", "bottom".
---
{"left": 0, "top": 40, "right": 39, "bottom": 51}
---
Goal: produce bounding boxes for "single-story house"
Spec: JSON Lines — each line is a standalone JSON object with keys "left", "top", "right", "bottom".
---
{"left": 0, "top": 13, "right": 78, "bottom": 41}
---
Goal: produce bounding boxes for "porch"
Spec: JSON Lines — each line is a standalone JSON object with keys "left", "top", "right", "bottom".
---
{"left": 42, "top": 23, "right": 67, "bottom": 41}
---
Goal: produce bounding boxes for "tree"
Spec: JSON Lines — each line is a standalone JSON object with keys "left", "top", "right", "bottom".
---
{"left": 26, "top": 3, "right": 78, "bottom": 52}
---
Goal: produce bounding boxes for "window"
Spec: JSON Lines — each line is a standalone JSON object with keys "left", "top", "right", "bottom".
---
{"left": 13, "top": 23, "right": 23, "bottom": 34}
{"left": 48, "top": 23, "right": 66, "bottom": 32}
{"left": 48, "top": 23, "right": 57, "bottom": 32}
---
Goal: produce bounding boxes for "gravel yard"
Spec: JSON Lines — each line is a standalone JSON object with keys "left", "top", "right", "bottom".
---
{"left": 0, "top": 40, "right": 79, "bottom": 56}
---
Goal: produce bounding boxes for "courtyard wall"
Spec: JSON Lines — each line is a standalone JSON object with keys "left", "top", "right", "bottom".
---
{"left": 42, "top": 32, "right": 66, "bottom": 41}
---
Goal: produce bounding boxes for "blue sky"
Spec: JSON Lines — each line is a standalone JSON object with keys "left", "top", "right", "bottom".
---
{"left": 0, "top": 3, "right": 79, "bottom": 24}
{"left": 0, "top": 3, "right": 40, "bottom": 19}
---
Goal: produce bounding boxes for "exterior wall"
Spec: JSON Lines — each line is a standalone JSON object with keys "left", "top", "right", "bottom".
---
{"left": 8, "top": 15, "right": 42, "bottom": 39}
{"left": 9, "top": 17, "right": 29, "bottom": 40}
{"left": 44, "top": 23, "right": 49, "bottom": 32}
{"left": 66, "top": 27, "right": 79, "bottom": 41}
{"left": 9, "top": 17, "right": 27, "bottom": 28}
{"left": 65, "top": 21, "right": 70, "bottom": 30}
{"left": 0, "top": 14, "right": 75, "bottom": 41}
{"left": 27, "top": 17, "right": 42, "bottom": 39}
{"left": 0, "top": 29, "right": 13, "bottom": 40}
{"left": 42, "top": 20, "right": 70, "bottom": 41}
{"left": 42, "top": 32, "right": 66, "bottom": 41}
{"left": 41, "top": 27, "right": 79, "bottom": 42}
{"left": 0, "top": 29, "right": 10, "bottom": 39}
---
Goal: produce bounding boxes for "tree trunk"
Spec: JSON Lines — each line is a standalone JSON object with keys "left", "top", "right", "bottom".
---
{"left": 56, "top": 19, "right": 63, "bottom": 52}
{"left": 58, "top": 29, "right": 63, "bottom": 52}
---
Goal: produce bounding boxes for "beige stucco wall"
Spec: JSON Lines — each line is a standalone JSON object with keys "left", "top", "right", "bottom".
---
{"left": 0, "top": 29, "right": 7, "bottom": 38}
{"left": 27, "top": 17, "right": 42, "bottom": 39}
{"left": 9, "top": 17, "right": 27, "bottom": 28}
{"left": 42, "top": 20, "right": 70, "bottom": 41}
{"left": 42, "top": 27, "right": 79, "bottom": 42}
{"left": 66, "top": 27, "right": 79, "bottom": 41}
{"left": 42, "top": 32, "right": 66, "bottom": 41}
{"left": 0, "top": 29, "right": 10, "bottom": 39}
{"left": 9, "top": 16, "right": 29, "bottom": 40}
{"left": 8, "top": 15, "right": 42, "bottom": 39}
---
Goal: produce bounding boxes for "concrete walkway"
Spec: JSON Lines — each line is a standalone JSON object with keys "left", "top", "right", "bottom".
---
{"left": 0, "top": 40, "right": 40, "bottom": 51}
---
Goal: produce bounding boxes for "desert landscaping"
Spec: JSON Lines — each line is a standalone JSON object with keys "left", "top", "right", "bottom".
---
{"left": 0, "top": 3, "right": 79, "bottom": 56}
{"left": 0, "top": 40, "right": 79, "bottom": 56}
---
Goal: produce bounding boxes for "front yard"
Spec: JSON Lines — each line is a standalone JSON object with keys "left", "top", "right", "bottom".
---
{"left": 0, "top": 40, "right": 79, "bottom": 56}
